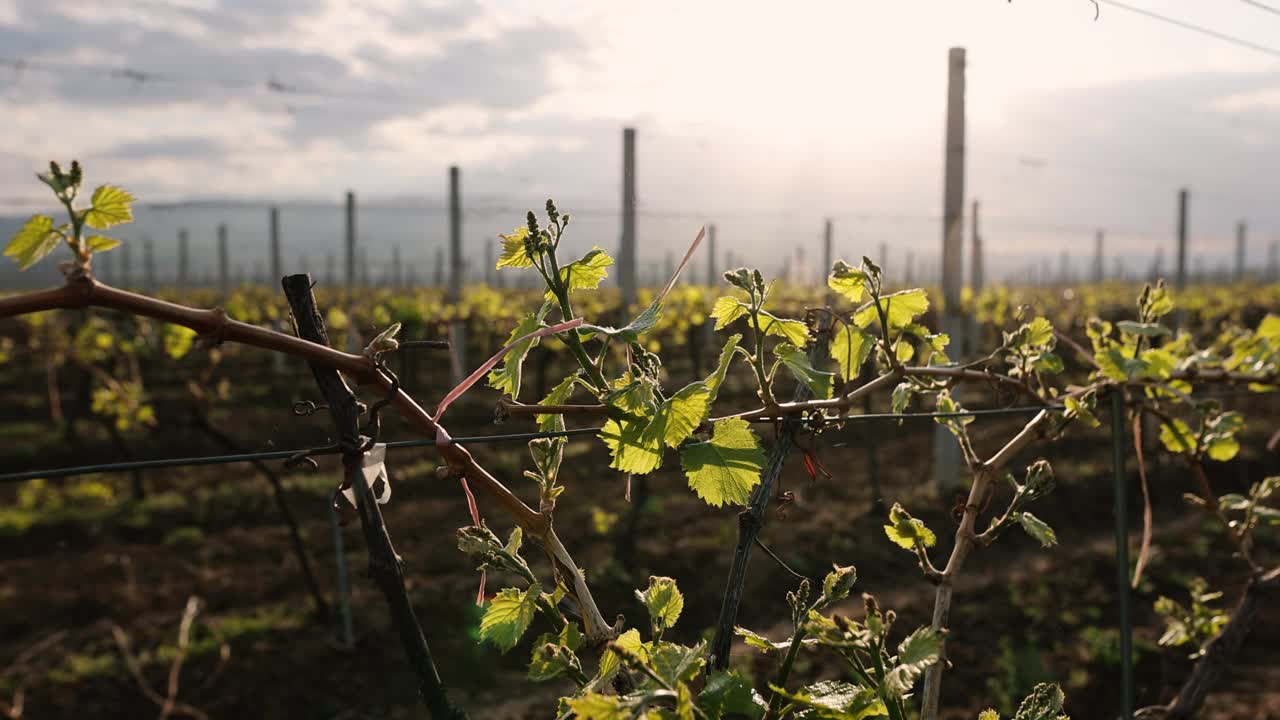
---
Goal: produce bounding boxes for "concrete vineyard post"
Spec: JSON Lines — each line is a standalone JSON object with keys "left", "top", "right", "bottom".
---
{"left": 217, "top": 223, "right": 229, "bottom": 298}
{"left": 970, "top": 200, "right": 983, "bottom": 291}
{"left": 345, "top": 190, "right": 356, "bottom": 295}
{"left": 448, "top": 166, "right": 462, "bottom": 303}
{"left": 1235, "top": 221, "right": 1246, "bottom": 282}
{"left": 706, "top": 223, "right": 717, "bottom": 287}
{"left": 447, "top": 166, "right": 466, "bottom": 382}
{"left": 934, "top": 46, "right": 967, "bottom": 493}
{"left": 1094, "top": 229, "right": 1105, "bottom": 284}
{"left": 269, "top": 207, "right": 282, "bottom": 286}
{"left": 178, "top": 229, "right": 189, "bottom": 288}
{"left": 620, "top": 127, "right": 637, "bottom": 308}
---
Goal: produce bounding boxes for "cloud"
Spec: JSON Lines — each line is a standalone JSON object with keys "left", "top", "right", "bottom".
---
{"left": 0, "top": 0, "right": 588, "bottom": 203}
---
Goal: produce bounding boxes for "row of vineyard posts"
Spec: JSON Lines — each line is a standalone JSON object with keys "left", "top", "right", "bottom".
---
{"left": 2, "top": 160, "right": 1278, "bottom": 719}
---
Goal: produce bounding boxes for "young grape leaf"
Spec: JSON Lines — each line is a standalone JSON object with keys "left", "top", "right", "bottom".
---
{"left": 600, "top": 417, "right": 664, "bottom": 475}
{"left": 636, "top": 576, "right": 684, "bottom": 633}
{"left": 885, "top": 626, "right": 943, "bottom": 696}
{"left": 546, "top": 247, "right": 613, "bottom": 301}
{"left": 5, "top": 215, "right": 62, "bottom": 270}
{"left": 1012, "top": 683, "right": 1066, "bottom": 720}
{"left": 1158, "top": 418, "right": 1195, "bottom": 454}
{"left": 564, "top": 693, "right": 629, "bottom": 719}
{"left": 830, "top": 324, "right": 873, "bottom": 381}
{"left": 775, "top": 342, "right": 834, "bottom": 399}
{"left": 488, "top": 310, "right": 548, "bottom": 399}
{"left": 883, "top": 503, "right": 936, "bottom": 550}
{"left": 1016, "top": 512, "right": 1058, "bottom": 547}
{"left": 711, "top": 296, "right": 750, "bottom": 330}
{"left": 699, "top": 670, "right": 766, "bottom": 719}
{"left": 855, "top": 289, "right": 930, "bottom": 330}
{"left": 87, "top": 236, "right": 121, "bottom": 253}
{"left": 648, "top": 640, "right": 706, "bottom": 688}
{"left": 648, "top": 382, "right": 713, "bottom": 448}
{"left": 536, "top": 374, "right": 577, "bottom": 432}
{"left": 767, "top": 680, "right": 886, "bottom": 720}
{"left": 595, "top": 628, "right": 644, "bottom": 682}
{"left": 681, "top": 418, "right": 766, "bottom": 507}
{"left": 82, "top": 185, "right": 135, "bottom": 230}
{"left": 496, "top": 226, "right": 534, "bottom": 269}
{"left": 828, "top": 259, "right": 868, "bottom": 303}
{"left": 480, "top": 583, "right": 541, "bottom": 652}
{"left": 704, "top": 334, "right": 742, "bottom": 404}
{"left": 760, "top": 311, "right": 810, "bottom": 347}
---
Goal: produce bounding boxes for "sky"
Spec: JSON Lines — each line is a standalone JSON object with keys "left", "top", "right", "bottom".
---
{"left": 0, "top": 0, "right": 1278, "bottom": 282}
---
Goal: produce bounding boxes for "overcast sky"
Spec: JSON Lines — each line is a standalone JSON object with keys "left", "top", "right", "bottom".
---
{"left": 1, "top": 0, "right": 1278, "bottom": 274}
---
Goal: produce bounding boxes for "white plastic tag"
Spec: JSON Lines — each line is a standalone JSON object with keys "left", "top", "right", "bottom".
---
{"left": 341, "top": 444, "right": 391, "bottom": 507}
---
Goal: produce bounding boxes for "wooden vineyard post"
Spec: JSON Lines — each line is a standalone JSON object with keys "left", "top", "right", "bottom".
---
{"left": 823, "top": 218, "right": 833, "bottom": 304}
{"left": 934, "top": 46, "right": 967, "bottom": 493}
{"left": 178, "top": 229, "right": 189, "bottom": 288}
{"left": 706, "top": 223, "right": 717, "bottom": 286}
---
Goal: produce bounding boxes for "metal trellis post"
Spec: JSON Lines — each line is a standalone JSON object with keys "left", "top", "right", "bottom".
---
{"left": 1110, "top": 390, "right": 1134, "bottom": 720}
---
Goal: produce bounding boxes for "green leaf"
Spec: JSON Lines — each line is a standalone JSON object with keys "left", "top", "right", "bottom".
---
{"left": 1206, "top": 436, "right": 1239, "bottom": 462}
{"left": 891, "top": 382, "right": 915, "bottom": 414}
{"left": 1064, "top": 396, "right": 1100, "bottom": 428}
{"left": 537, "top": 374, "right": 577, "bottom": 432}
{"left": 775, "top": 342, "right": 834, "bottom": 399}
{"left": 699, "top": 670, "right": 766, "bottom": 719}
{"left": 163, "top": 324, "right": 197, "bottom": 360}
{"left": 821, "top": 564, "right": 857, "bottom": 604}
{"left": 565, "top": 693, "right": 629, "bottom": 719}
{"left": 5, "top": 215, "right": 62, "bottom": 270}
{"left": 760, "top": 311, "right": 810, "bottom": 347}
{"left": 704, "top": 334, "right": 741, "bottom": 405}
{"left": 86, "top": 236, "right": 121, "bottom": 253}
{"left": 883, "top": 503, "right": 936, "bottom": 550}
{"left": 600, "top": 417, "right": 664, "bottom": 475}
{"left": 681, "top": 418, "right": 765, "bottom": 507}
{"left": 768, "top": 680, "right": 887, "bottom": 720}
{"left": 488, "top": 311, "right": 545, "bottom": 399}
{"left": 830, "top": 324, "right": 874, "bottom": 381}
{"left": 881, "top": 289, "right": 930, "bottom": 328}
{"left": 1032, "top": 351, "right": 1064, "bottom": 374}
{"left": 1016, "top": 512, "right": 1058, "bottom": 548}
{"left": 82, "top": 185, "right": 135, "bottom": 229}
{"left": 1012, "top": 683, "right": 1066, "bottom": 720}
{"left": 651, "top": 382, "right": 713, "bottom": 448}
{"left": 735, "top": 626, "right": 797, "bottom": 653}
{"left": 648, "top": 640, "right": 706, "bottom": 687}
{"left": 884, "top": 626, "right": 943, "bottom": 696}
{"left": 596, "top": 627, "right": 644, "bottom": 681}
{"left": 528, "top": 622, "right": 584, "bottom": 681}
{"left": 547, "top": 247, "right": 612, "bottom": 300}
{"left": 828, "top": 260, "right": 869, "bottom": 303}
{"left": 1023, "top": 317, "right": 1054, "bottom": 347}
{"left": 1159, "top": 418, "right": 1196, "bottom": 454}
{"left": 584, "top": 299, "right": 664, "bottom": 343}
{"left": 711, "top": 296, "right": 750, "bottom": 330}
{"left": 496, "top": 226, "right": 534, "bottom": 269}
{"left": 636, "top": 576, "right": 684, "bottom": 633}
{"left": 1117, "top": 320, "right": 1171, "bottom": 337}
{"left": 479, "top": 583, "right": 541, "bottom": 652}
{"left": 365, "top": 322, "right": 402, "bottom": 354}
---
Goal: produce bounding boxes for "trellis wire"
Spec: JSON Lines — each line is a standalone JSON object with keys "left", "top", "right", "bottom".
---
{"left": 0, "top": 405, "right": 1061, "bottom": 483}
